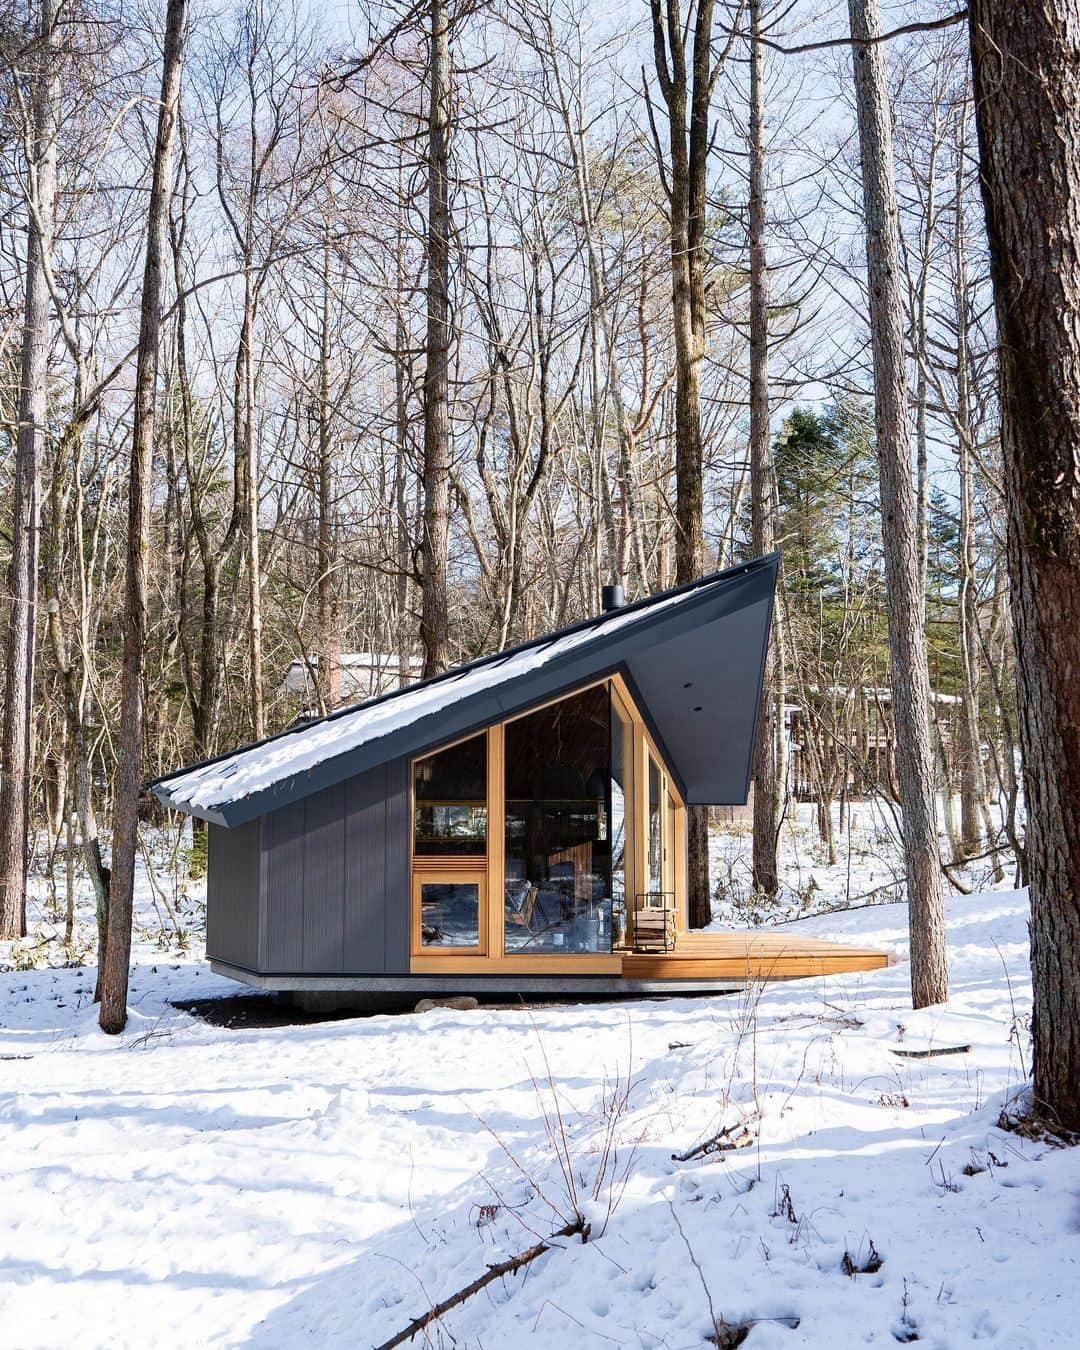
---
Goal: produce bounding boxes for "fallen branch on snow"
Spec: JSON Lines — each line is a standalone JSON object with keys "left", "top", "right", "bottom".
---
{"left": 890, "top": 1044, "right": 972, "bottom": 1059}
{"left": 373, "top": 1217, "right": 587, "bottom": 1349}
{"left": 672, "top": 1122, "right": 755, "bottom": 1162}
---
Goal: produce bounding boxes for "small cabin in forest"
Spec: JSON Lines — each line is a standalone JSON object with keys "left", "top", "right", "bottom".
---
{"left": 153, "top": 556, "right": 888, "bottom": 996}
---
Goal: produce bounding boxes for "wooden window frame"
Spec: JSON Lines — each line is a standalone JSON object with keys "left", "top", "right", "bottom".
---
{"left": 610, "top": 672, "right": 686, "bottom": 943}
{"left": 411, "top": 866, "right": 488, "bottom": 958}
{"left": 408, "top": 673, "right": 687, "bottom": 970}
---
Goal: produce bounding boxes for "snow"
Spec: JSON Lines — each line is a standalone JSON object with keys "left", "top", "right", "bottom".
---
{"left": 152, "top": 569, "right": 730, "bottom": 816}
{"left": 2, "top": 838, "right": 1077, "bottom": 1347}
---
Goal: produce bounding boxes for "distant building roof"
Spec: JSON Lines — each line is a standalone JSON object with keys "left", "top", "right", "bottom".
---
{"left": 152, "top": 555, "right": 778, "bottom": 827}
{"left": 278, "top": 652, "right": 423, "bottom": 699}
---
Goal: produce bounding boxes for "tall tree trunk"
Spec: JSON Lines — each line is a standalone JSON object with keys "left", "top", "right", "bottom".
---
{"left": 0, "top": 0, "right": 58, "bottom": 940}
{"left": 419, "top": 0, "right": 451, "bottom": 679}
{"left": 316, "top": 231, "right": 339, "bottom": 713}
{"left": 848, "top": 0, "right": 947, "bottom": 1008}
{"left": 394, "top": 197, "right": 414, "bottom": 690}
{"left": 45, "top": 596, "right": 110, "bottom": 991}
{"left": 99, "top": 0, "right": 187, "bottom": 1035}
{"left": 748, "top": 0, "right": 779, "bottom": 900}
{"left": 650, "top": 0, "right": 726, "bottom": 928}
{"left": 912, "top": 112, "right": 940, "bottom": 617}
{"left": 968, "top": 1, "right": 1080, "bottom": 1130}
{"left": 240, "top": 290, "right": 264, "bottom": 738}
{"left": 952, "top": 112, "right": 987, "bottom": 858}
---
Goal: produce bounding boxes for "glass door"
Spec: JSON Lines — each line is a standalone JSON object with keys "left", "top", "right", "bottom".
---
{"left": 503, "top": 685, "right": 613, "bottom": 955}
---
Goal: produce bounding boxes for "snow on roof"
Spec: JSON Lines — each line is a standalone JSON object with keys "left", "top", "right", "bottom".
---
{"left": 153, "top": 567, "right": 752, "bottom": 820}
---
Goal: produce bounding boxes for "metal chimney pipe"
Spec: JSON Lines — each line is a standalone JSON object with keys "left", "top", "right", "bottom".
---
{"left": 601, "top": 583, "right": 626, "bottom": 612}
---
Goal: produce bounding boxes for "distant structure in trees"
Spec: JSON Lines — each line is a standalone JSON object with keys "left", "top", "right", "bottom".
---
{"left": 785, "top": 687, "right": 964, "bottom": 803}
{"left": 279, "top": 653, "right": 423, "bottom": 708}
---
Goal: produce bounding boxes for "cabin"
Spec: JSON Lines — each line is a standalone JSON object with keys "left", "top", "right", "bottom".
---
{"left": 152, "top": 556, "right": 888, "bottom": 998}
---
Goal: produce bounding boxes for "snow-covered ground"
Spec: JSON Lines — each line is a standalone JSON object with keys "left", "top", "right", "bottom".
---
{"left": 2, "top": 816, "right": 1075, "bottom": 1348}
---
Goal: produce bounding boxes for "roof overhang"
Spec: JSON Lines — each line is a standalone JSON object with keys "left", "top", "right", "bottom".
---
{"left": 152, "top": 555, "right": 777, "bottom": 826}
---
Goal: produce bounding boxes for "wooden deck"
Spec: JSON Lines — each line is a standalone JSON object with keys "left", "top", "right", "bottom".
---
{"left": 621, "top": 929, "right": 891, "bottom": 982}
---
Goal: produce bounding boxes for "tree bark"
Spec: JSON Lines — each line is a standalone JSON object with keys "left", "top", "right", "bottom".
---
{"left": 967, "top": 1, "right": 1080, "bottom": 1130}
{"left": 240, "top": 288, "right": 265, "bottom": 738}
{"left": 848, "top": 0, "right": 947, "bottom": 1008}
{"left": 45, "top": 596, "right": 110, "bottom": 992}
{"left": 315, "top": 229, "right": 339, "bottom": 713}
{"left": 748, "top": 0, "right": 779, "bottom": 900}
{"left": 99, "top": 0, "right": 187, "bottom": 1035}
{"left": 0, "top": 0, "right": 58, "bottom": 940}
{"left": 419, "top": 0, "right": 452, "bottom": 679}
{"left": 650, "top": 0, "right": 726, "bottom": 928}
{"left": 951, "top": 107, "right": 989, "bottom": 858}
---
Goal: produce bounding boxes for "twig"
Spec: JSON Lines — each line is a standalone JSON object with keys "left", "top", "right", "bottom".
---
{"left": 373, "top": 1219, "right": 585, "bottom": 1350}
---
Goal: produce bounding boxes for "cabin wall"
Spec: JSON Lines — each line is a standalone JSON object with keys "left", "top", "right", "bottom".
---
{"left": 206, "top": 818, "right": 262, "bottom": 971}
{"left": 258, "top": 757, "right": 410, "bottom": 975}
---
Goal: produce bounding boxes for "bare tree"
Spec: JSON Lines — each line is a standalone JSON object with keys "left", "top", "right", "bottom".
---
{"left": 648, "top": 0, "right": 741, "bottom": 927}
{"left": 967, "top": 0, "right": 1080, "bottom": 1129}
{"left": 420, "top": 0, "right": 452, "bottom": 677}
{"left": 0, "top": 0, "right": 58, "bottom": 939}
{"left": 99, "top": 0, "right": 188, "bottom": 1035}
{"left": 747, "top": 0, "right": 778, "bottom": 899}
{"left": 848, "top": 0, "right": 946, "bottom": 1007}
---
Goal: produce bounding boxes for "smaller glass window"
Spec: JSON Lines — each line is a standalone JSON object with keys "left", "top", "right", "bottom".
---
{"left": 414, "top": 733, "right": 487, "bottom": 856}
{"left": 419, "top": 880, "right": 481, "bottom": 947}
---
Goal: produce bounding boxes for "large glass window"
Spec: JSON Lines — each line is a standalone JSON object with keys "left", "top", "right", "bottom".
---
{"left": 504, "top": 685, "right": 612, "bottom": 954}
{"left": 414, "top": 733, "right": 487, "bottom": 856}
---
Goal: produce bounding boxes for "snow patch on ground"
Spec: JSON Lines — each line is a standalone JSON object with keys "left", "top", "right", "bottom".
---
{"left": 2, "top": 880, "right": 1078, "bottom": 1348}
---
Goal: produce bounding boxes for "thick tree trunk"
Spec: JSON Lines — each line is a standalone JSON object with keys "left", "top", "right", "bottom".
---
{"left": 0, "top": 0, "right": 58, "bottom": 940}
{"left": 968, "top": 1, "right": 1080, "bottom": 1130}
{"left": 99, "top": 0, "right": 187, "bottom": 1035}
{"left": 748, "top": 0, "right": 779, "bottom": 900}
{"left": 650, "top": 0, "right": 720, "bottom": 928}
{"left": 848, "top": 0, "right": 947, "bottom": 1008}
{"left": 420, "top": 0, "right": 451, "bottom": 679}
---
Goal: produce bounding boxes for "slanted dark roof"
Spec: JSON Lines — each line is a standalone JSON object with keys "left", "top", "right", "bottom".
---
{"left": 151, "top": 554, "right": 778, "bottom": 826}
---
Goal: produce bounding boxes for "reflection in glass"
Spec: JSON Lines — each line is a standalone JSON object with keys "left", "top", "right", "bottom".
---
{"left": 648, "top": 754, "right": 662, "bottom": 893}
{"left": 504, "top": 685, "right": 612, "bottom": 954}
{"left": 611, "top": 700, "right": 630, "bottom": 948}
{"left": 420, "top": 880, "right": 480, "bottom": 946}
{"left": 414, "top": 733, "right": 487, "bottom": 855}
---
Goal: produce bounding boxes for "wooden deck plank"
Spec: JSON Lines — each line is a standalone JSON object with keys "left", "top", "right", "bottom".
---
{"left": 621, "top": 929, "right": 891, "bottom": 981}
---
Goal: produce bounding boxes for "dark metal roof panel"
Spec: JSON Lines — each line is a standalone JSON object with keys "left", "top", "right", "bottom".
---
{"left": 151, "top": 554, "right": 778, "bottom": 825}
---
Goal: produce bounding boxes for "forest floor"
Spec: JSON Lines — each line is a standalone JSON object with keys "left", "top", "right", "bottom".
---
{"left": 1, "top": 809, "right": 1075, "bottom": 1349}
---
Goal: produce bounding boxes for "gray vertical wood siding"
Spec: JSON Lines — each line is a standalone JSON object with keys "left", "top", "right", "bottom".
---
{"left": 206, "top": 818, "right": 261, "bottom": 970}
{"left": 252, "top": 757, "right": 410, "bottom": 975}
